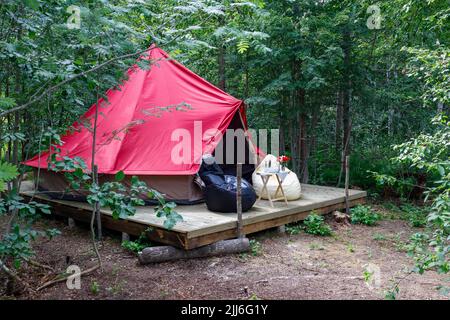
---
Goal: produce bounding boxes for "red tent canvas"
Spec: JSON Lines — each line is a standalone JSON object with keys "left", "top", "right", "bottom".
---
{"left": 24, "top": 46, "right": 256, "bottom": 203}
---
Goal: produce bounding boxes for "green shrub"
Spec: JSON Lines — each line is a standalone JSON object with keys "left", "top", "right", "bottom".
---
{"left": 121, "top": 240, "right": 147, "bottom": 254}
{"left": 350, "top": 205, "right": 381, "bottom": 226}
{"left": 303, "top": 213, "right": 332, "bottom": 236}
{"left": 400, "top": 204, "right": 428, "bottom": 228}
{"left": 121, "top": 228, "right": 153, "bottom": 254}
{"left": 285, "top": 223, "right": 302, "bottom": 235}
{"left": 249, "top": 239, "right": 262, "bottom": 256}
{"left": 0, "top": 161, "right": 18, "bottom": 192}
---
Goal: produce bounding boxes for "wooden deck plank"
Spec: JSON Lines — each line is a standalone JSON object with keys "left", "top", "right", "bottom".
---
{"left": 184, "top": 184, "right": 366, "bottom": 238}
{"left": 158, "top": 184, "right": 365, "bottom": 236}
{"left": 21, "top": 183, "right": 366, "bottom": 250}
{"left": 184, "top": 197, "right": 366, "bottom": 249}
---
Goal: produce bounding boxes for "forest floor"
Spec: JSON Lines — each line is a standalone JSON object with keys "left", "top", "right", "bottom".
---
{"left": 1, "top": 203, "right": 448, "bottom": 300}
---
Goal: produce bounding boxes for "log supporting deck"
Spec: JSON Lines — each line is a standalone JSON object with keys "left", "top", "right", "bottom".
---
{"left": 22, "top": 184, "right": 366, "bottom": 250}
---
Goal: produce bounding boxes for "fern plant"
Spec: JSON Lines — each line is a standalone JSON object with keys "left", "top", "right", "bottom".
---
{"left": 237, "top": 39, "right": 250, "bottom": 54}
{"left": 0, "top": 97, "right": 16, "bottom": 112}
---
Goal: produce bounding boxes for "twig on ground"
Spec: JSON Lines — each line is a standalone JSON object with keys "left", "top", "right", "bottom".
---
{"left": 36, "top": 264, "right": 100, "bottom": 291}
{"left": 24, "top": 258, "right": 54, "bottom": 272}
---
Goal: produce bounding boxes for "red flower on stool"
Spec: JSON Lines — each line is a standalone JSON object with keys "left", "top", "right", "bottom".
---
{"left": 277, "top": 155, "right": 291, "bottom": 164}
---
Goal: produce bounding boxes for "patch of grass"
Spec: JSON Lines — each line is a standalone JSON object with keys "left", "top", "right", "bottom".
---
{"left": 309, "top": 242, "right": 325, "bottom": 250}
{"left": 385, "top": 285, "right": 399, "bottom": 300}
{"left": 106, "top": 281, "right": 125, "bottom": 295}
{"left": 382, "top": 202, "right": 404, "bottom": 220}
{"left": 437, "top": 284, "right": 450, "bottom": 297}
{"left": 367, "top": 191, "right": 381, "bottom": 202}
{"left": 400, "top": 204, "right": 428, "bottom": 228}
{"left": 303, "top": 213, "right": 332, "bottom": 236}
{"left": 159, "top": 288, "right": 170, "bottom": 298}
{"left": 372, "top": 233, "right": 387, "bottom": 241}
{"left": 381, "top": 202, "right": 429, "bottom": 227}
{"left": 382, "top": 201, "right": 400, "bottom": 212}
{"left": 238, "top": 253, "right": 249, "bottom": 260}
{"left": 347, "top": 243, "right": 355, "bottom": 253}
{"left": 249, "top": 239, "right": 262, "bottom": 257}
{"left": 248, "top": 293, "right": 261, "bottom": 300}
{"left": 90, "top": 281, "right": 100, "bottom": 295}
{"left": 393, "top": 234, "right": 408, "bottom": 252}
{"left": 330, "top": 233, "right": 342, "bottom": 241}
{"left": 363, "top": 269, "right": 374, "bottom": 283}
{"left": 106, "top": 265, "right": 125, "bottom": 296}
{"left": 350, "top": 205, "right": 381, "bottom": 226}
{"left": 367, "top": 248, "right": 373, "bottom": 259}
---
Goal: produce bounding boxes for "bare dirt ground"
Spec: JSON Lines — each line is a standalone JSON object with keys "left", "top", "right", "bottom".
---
{"left": 1, "top": 204, "right": 448, "bottom": 300}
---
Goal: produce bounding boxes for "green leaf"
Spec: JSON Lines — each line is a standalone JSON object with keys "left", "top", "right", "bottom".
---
{"left": 237, "top": 39, "right": 250, "bottom": 54}
{"left": 73, "top": 168, "right": 84, "bottom": 178}
{"left": 115, "top": 171, "right": 125, "bottom": 182}
{"left": 14, "top": 259, "right": 21, "bottom": 269}
{"left": 40, "top": 207, "right": 51, "bottom": 215}
{"left": 0, "top": 97, "right": 16, "bottom": 110}
{"left": 22, "top": 0, "right": 39, "bottom": 10}
{"left": 0, "top": 162, "right": 18, "bottom": 191}
{"left": 437, "top": 165, "right": 445, "bottom": 176}
{"left": 131, "top": 176, "right": 139, "bottom": 185}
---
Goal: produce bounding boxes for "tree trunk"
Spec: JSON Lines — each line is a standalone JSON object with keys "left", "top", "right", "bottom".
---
{"left": 335, "top": 91, "right": 343, "bottom": 152}
{"left": 12, "top": 111, "right": 19, "bottom": 166}
{"left": 279, "top": 115, "right": 285, "bottom": 156}
{"left": 12, "top": 67, "right": 21, "bottom": 190}
{"left": 386, "top": 69, "right": 394, "bottom": 136}
{"left": 288, "top": 91, "right": 298, "bottom": 172}
{"left": 291, "top": 59, "right": 308, "bottom": 180}
{"left": 296, "top": 74, "right": 308, "bottom": 183}
{"left": 341, "top": 27, "right": 352, "bottom": 168}
{"left": 388, "top": 108, "right": 394, "bottom": 136}
{"left": 299, "top": 110, "right": 308, "bottom": 183}
{"left": 279, "top": 96, "right": 286, "bottom": 156}
{"left": 138, "top": 239, "right": 250, "bottom": 264}
{"left": 218, "top": 45, "right": 226, "bottom": 91}
{"left": 289, "top": 117, "right": 298, "bottom": 173}
{"left": 244, "top": 52, "right": 249, "bottom": 98}
{"left": 217, "top": 17, "right": 226, "bottom": 91}
{"left": 437, "top": 102, "right": 443, "bottom": 114}
{"left": 310, "top": 105, "right": 319, "bottom": 157}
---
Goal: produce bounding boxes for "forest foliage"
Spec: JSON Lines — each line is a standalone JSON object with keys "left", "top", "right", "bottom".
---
{"left": 0, "top": 0, "right": 448, "bottom": 294}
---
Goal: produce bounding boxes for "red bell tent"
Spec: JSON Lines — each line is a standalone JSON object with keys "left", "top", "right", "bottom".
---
{"left": 24, "top": 46, "right": 257, "bottom": 203}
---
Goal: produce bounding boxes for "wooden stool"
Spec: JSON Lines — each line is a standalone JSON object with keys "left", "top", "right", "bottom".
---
{"left": 256, "top": 171, "right": 289, "bottom": 207}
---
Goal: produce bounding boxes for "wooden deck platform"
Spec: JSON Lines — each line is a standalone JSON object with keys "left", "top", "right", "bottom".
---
{"left": 22, "top": 184, "right": 366, "bottom": 250}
